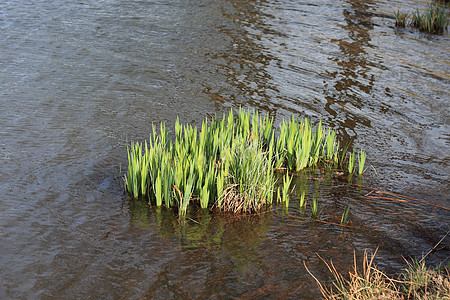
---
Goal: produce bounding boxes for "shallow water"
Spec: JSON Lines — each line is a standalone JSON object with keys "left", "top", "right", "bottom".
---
{"left": 0, "top": 0, "right": 449, "bottom": 298}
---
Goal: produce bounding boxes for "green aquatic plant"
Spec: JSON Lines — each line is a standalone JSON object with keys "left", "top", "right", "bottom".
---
{"left": 311, "top": 196, "right": 319, "bottom": 219}
{"left": 339, "top": 142, "right": 349, "bottom": 167}
{"left": 125, "top": 141, "right": 150, "bottom": 199}
{"left": 358, "top": 149, "right": 366, "bottom": 175}
{"left": 394, "top": 9, "right": 409, "bottom": 28}
{"left": 419, "top": 4, "right": 448, "bottom": 34}
{"left": 282, "top": 171, "right": 293, "bottom": 206}
{"left": 299, "top": 191, "right": 306, "bottom": 209}
{"left": 220, "top": 140, "right": 275, "bottom": 213}
{"left": 411, "top": 8, "right": 423, "bottom": 28}
{"left": 340, "top": 204, "right": 351, "bottom": 225}
{"left": 277, "top": 186, "right": 281, "bottom": 203}
{"left": 324, "top": 129, "right": 339, "bottom": 165}
{"left": 348, "top": 150, "right": 356, "bottom": 174}
{"left": 397, "top": 3, "right": 448, "bottom": 34}
{"left": 124, "top": 108, "right": 364, "bottom": 216}
{"left": 178, "top": 164, "right": 196, "bottom": 216}
{"left": 199, "top": 161, "right": 215, "bottom": 209}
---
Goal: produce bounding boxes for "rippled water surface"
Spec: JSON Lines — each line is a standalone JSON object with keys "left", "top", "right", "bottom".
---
{"left": 1, "top": 0, "right": 449, "bottom": 298}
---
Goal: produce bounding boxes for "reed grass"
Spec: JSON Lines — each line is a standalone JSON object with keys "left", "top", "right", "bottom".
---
{"left": 411, "top": 8, "right": 423, "bottom": 28}
{"left": 395, "top": 3, "right": 448, "bottom": 34}
{"left": 418, "top": 4, "right": 448, "bottom": 34}
{"left": 124, "top": 108, "right": 364, "bottom": 216}
{"left": 394, "top": 9, "right": 409, "bottom": 28}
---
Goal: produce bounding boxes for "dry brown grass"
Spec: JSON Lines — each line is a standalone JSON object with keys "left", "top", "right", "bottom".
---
{"left": 305, "top": 248, "right": 450, "bottom": 300}
{"left": 218, "top": 184, "right": 267, "bottom": 214}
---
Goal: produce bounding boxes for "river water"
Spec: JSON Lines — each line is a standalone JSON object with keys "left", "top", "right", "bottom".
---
{"left": 0, "top": 0, "right": 449, "bottom": 298}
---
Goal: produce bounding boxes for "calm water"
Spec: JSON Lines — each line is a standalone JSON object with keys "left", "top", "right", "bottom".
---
{"left": 1, "top": 0, "right": 449, "bottom": 298}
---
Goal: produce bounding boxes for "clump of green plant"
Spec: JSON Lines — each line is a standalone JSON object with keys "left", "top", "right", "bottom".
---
{"left": 416, "top": 4, "right": 448, "bottom": 34}
{"left": 125, "top": 141, "right": 150, "bottom": 199}
{"left": 395, "top": 3, "right": 448, "bottom": 34}
{"left": 395, "top": 9, "right": 409, "bottom": 27}
{"left": 219, "top": 141, "right": 276, "bottom": 213}
{"left": 124, "top": 108, "right": 364, "bottom": 216}
{"left": 411, "top": 8, "right": 423, "bottom": 28}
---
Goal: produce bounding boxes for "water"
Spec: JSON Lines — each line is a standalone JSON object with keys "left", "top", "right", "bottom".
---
{"left": 0, "top": 0, "right": 449, "bottom": 298}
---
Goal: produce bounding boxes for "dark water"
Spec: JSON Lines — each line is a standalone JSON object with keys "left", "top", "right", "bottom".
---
{"left": 1, "top": 0, "right": 449, "bottom": 298}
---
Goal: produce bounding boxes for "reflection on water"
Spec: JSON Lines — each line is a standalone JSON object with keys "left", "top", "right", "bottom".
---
{"left": 204, "top": 0, "right": 282, "bottom": 114}
{"left": 129, "top": 201, "right": 273, "bottom": 257}
{"left": 0, "top": 0, "right": 449, "bottom": 298}
{"left": 325, "top": 0, "right": 376, "bottom": 140}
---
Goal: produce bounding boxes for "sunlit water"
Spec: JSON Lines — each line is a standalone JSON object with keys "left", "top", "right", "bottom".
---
{"left": 0, "top": 0, "right": 449, "bottom": 298}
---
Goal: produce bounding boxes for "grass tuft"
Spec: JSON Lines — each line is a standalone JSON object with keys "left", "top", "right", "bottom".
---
{"left": 418, "top": 4, "right": 449, "bottom": 34}
{"left": 306, "top": 248, "right": 450, "bottom": 299}
{"left": 219, "top": 141, "right": 275, "bottom": 213}
{"left": 395, "top": 3, "right": 449, "bottom": 34}
{"left": 395, "top": 9, "right": 409, "bottom": 27}
{"left": 402, "top": 258, "right": 450, "bottom": 299}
